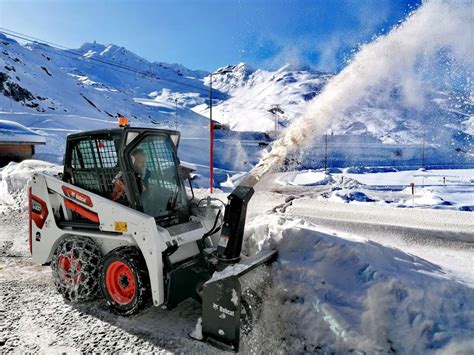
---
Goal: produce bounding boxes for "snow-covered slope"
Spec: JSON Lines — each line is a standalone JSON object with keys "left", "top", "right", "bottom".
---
{"left": 0, "top": 34, "right": 264, "bottom": 181}
{"left": 0, "top": 34, "right": 212, "bottom": 121}
{"left": 1, "top": 33, "right": 473, "bottom": 173}
{"left": 196, "top": 63, "right": 472, "bottom": 145}
{"left": 193, "top": 63, "right": 332, "bottom": 132}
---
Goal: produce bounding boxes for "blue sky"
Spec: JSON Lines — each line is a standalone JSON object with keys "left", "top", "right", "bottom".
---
{"left": 0, "top": 0, "right": 421, "bottom": 72}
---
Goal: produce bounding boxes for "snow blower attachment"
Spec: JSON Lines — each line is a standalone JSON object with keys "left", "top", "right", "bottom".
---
{"left": 28, "top": 121, "right": 276, "bottom": 352}
{"left": 201, "top": 185, "right": 277, "bottom": 351}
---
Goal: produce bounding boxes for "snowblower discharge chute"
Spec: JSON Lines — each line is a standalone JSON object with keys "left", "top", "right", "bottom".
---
{"left": 28, "top": 121, "right": 276, "bottom": 352}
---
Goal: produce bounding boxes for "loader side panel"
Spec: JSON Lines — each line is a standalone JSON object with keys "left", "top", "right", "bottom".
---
{"left": 29, "top": 174, "right": 61, "bottom": 264}
{"left": 29, "top": 173, "right": 171, "bottom": 306}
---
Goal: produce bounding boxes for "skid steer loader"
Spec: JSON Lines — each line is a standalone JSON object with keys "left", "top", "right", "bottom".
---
{"left": 28, "top": 119, "right": 276, "bottom": 351}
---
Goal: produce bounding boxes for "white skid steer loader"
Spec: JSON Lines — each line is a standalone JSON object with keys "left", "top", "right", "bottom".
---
{"left": 28, "top": 120, "right": 276, "bottom": 351}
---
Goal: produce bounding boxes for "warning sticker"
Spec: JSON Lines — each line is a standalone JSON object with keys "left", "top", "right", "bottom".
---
{"left": 218, "top": 235, "right": 229, "bottom": 248}
{"left": 114, "top": 222, "right": 128, "bottom": 232}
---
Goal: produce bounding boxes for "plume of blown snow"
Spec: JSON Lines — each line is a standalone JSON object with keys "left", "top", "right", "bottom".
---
{"left": 248, "top": 0, "right": 473, "bottom": 183}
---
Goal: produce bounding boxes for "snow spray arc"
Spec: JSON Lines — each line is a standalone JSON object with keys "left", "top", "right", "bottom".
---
{"left": 242, "top": 0, "right": 473, "bottom": 187}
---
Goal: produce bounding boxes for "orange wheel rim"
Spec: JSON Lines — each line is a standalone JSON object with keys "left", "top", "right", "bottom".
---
{"left": 58, "top": 252, "right": 81, "bottom": 283}
{"left": 105, "top": 261, "right": 136, "bottom": 305}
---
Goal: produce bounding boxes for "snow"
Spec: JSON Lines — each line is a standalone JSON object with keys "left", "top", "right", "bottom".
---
{"left": 231, "top": 289, "right": 239, "bottom": 307}
{"left": 338, "top": 168, "right": 474, "bottom": 186}
{"left": 410, "top": 189, "right": 445, "bottom": 206}
{"left": 243, "top": 212, "right": 474, "bottom": 353}
{"left": 197, "top": 63, "right": 331, "bottom": 132}
{"left": 0, "top": 119, "right": 45, "bottom": 144}
{"left": 1, "top": 163, "right": 474, "bottom": 353}
{"left": 276, "top": 170, "right": 334, "bottom": 186}
{"left": 220, "top": 171, "right": 247, "bottom": 189}
{"left": 264, "top": 168, "right": 474, "bottom": 212}
{"left": 208, "top": 263, "right": 249, "bottom": 283}
{"left": 0, "top": 159, "right": 61, "bottom": 211}
{"left": 276, "top": 226, "right": 474, "bottom": 353}
{"left": 189, "top": 317, "right": 203, "bottom": 341}
{"left": 0, "top": 1, "right": 473, "bottom": 352}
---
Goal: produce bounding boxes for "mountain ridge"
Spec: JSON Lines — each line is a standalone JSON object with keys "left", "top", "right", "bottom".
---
{"left": 0, "top": 34, "right": 472, "bottom": 169}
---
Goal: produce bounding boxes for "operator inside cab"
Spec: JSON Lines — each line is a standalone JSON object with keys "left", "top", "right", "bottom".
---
{"left": 111, "top": 148, "right": 150, "bottom": 202}
{"left": 130, "top": 148, "right": 151, "bottom": 192}
{"left": 110, "top": 133, "right": 187, "bottom": 220}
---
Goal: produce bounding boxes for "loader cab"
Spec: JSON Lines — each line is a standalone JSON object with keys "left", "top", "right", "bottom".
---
{"left": 63, "top": 126, "right": 189, "bottom": 226}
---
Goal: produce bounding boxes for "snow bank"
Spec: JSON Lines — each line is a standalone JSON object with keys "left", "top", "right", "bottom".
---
{"left": 404, "top": 188, "right": 445, "bottom": 206}
{"left": 339, "top": 169, "right": 474, "bottom": 187}
{"left": 0, "top": 160, "right": 62, "bottom": 210}
{"left": 329, "top": 190, "right": 376, "bottom": 204}
{"left": 272, "top": 169, "right": 474, "bottom": 211}
{"left": 244, "top": 215, "right": 474, "bottom": 353}
{"left": 276, "top": 170, "right": 334, "bottom": 186}
{"left": 0, "top": 120, "right": 46, "bottom": 144}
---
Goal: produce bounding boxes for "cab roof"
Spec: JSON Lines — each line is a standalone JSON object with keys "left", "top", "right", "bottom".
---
{"left": 66, "top": 126, "right": 181, "bottom": 147}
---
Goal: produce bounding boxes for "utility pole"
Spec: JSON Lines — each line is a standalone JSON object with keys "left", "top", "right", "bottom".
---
{"left": 324, "top": 132, "right": 328, "bottom": 172}
{"left": 174, "top": 97, "right": 178, "bottom": 130}
{"left": 209, "top": 73, "right": 214, "bottom": 193}
{"left": 421, "top": 131, "right": 426, "bottom": 170}
{"left": 269, "top": 104, "right": 282, "bottom": 132}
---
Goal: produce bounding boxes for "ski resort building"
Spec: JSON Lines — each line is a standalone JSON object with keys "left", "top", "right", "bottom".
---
{"left": 0, "top": 119, "right": 45, "bottom": 166}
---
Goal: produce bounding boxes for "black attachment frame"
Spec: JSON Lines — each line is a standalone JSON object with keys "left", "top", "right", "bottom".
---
{"left": 216, "top": 186, "right": 254, "bottom": 264}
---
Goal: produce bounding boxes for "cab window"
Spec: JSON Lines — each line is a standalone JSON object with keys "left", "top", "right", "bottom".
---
{"left": 129, "top": 135, "right": 187, "bottom": 218}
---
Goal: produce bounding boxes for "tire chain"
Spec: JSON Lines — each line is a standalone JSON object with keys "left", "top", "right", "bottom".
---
{"left": 51, "top": 236, "right": 102, "bottom": 302}
{"left": 102, "top": 247, "right": 151, "bottom": 315}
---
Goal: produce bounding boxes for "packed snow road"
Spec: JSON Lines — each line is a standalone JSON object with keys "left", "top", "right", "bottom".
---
{"left": 0, "top": 210, "right": 218, "bottom": 354}
{"left": 1, "top": 182, "right": 474, "bottom": 353}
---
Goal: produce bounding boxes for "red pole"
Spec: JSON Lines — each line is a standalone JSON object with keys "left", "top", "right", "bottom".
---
{"left": 210, "top": 120, "right": 214, "bottom": 193}
{"left": 209, "top": 73, "right": 214, "bottom": 193}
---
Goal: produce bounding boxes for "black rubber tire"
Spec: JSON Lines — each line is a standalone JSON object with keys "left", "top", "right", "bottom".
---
{"left": 100, "top": 247, "right": 151, "bottom": 316}
{"left": 51, "top": 236, "right": 102, "bottom": 302}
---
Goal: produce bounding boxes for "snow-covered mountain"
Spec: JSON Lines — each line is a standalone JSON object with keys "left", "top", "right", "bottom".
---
{"left": 192, "top": 61, "right": 473, "bottom": 168}
{"left": 193, "top": 63, "right": 332, "bottom": 132}
{"left": 0, "top": 34, "right": 213, "bottom": 120}
{"left": 1, "top": 33, "right": 473, "bottom": 173}
{"left": 0, "top": 35, "right": 215, "bottom": 178}
{"left": 78, "top": 41, "right": 208, "bottom": 79}
{"left": 198, "top": 63, "right": 473, "bottom": 149}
